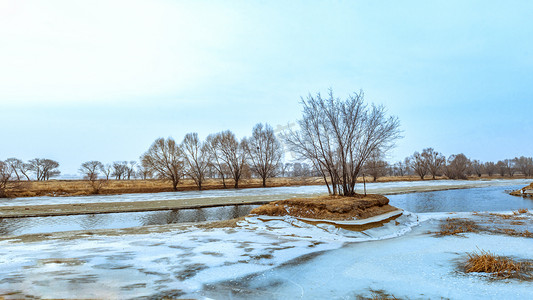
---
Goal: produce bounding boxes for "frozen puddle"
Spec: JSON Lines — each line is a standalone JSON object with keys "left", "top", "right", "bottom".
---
{"left": 0, "top": 211, "right": 531, "bottom": 299}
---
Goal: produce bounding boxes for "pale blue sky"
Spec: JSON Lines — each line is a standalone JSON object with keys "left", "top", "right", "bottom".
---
{"left": 1, "top": 0, "right": 532, "bottom": 175}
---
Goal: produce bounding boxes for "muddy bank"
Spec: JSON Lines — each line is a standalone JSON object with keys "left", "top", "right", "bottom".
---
{"left": 251, "top": 194, "right": 397, "bottom": 221}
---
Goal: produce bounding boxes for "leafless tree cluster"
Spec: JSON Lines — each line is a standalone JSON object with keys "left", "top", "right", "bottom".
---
{"left": 363, "top": 150, "right": 389, "bottom": 182}
{"left": 284, "top": 90, "right": 401, "bottom": 196}
{"left": 396, "top": 148, "right": 533, "bottom": 180}
{"left": 1, "top": 157, "right": 59, "bottom": 181}
{"left": 140, "top": 123, "right": 284, "bottom": 191}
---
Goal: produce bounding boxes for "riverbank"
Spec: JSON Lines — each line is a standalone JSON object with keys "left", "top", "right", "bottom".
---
{"left": 3, "top": 175, "right": 529, "bottom": 199}
{"left": 1, "top": 179, "right": 529, "bottom": 218}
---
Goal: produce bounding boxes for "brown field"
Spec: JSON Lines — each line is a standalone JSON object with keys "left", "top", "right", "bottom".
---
{"left": 2, "top": 174, "right": 530, "bottom": 199}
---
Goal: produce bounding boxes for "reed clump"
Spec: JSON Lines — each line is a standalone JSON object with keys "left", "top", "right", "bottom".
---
{"left": 464, "top": 249, "right": 531, "bottom": 279}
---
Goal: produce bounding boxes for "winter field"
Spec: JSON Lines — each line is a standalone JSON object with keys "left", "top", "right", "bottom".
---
{"left": 0, "top": 179, "right": 531, "bottom": 299}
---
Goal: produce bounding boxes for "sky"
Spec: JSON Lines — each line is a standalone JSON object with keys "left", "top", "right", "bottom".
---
{"left": 1, "top": 0, "right": 532, "bottom": 176}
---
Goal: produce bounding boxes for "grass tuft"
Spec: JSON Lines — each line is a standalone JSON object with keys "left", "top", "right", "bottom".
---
{"left": 464, "top": 249, "right": 531, "bottom": 279}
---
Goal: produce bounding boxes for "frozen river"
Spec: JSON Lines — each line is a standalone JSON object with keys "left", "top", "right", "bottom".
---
{"left": 0, "top": 179, "right": 531, "bottom": 299}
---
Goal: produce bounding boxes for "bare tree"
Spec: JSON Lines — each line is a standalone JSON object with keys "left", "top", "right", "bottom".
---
{"left": 496, "top": 160, "right": 507, "bottom": 177}
{"left": 503, "top": 159, "right": 515, "bottom": 177}
{"left": 100, "top": 163, "right": 113, "bottom": 180}
{"left": 364, "top": 150, "right": 388, "bottom": 182}
{"left": 422, "top": 148, "right": 445, "bottom": 179}
{"left": 392, "top": 161, "right": 408, "bottom": 177}
{"left": 409, "top": 151, "right": 428, "bottom": 180}
{"left": 5, "top": 158, "right": 23, "bottom": 181}
{"left": 284, "top": 89, "right": 401, "bottom": 196}
{"left": 205, "top": 133, "right": 229, "bottom": 188}
{"left": 181, "top": 132, "right": 209, "bottom": 190}
{"left": 79, "top": 161, "right": 103, "bottom": 181}
{"left": 136, "top": 164, "right": 153, "bottom": 180}
{"left": 471, "top": 160, "right": 484, "bottom": 177}
{"left": 215, "top": 130, "right": 248, "bottom": 189}
{"left": 484, "top": 161, "right": 496, "bottom": 177}
{"left": 125, "top": 161, "right": 137, "bottom": 180}
{"left": 112, "top": 161, "right": 128, "bottom": 180}
{"left": 141, "top": 137, "right": 184, "bottom": 191}
{"left": 244, "top": 123, "right": 284, "bottom": 187}
{"left": 513, "top": 156, "right": 533, "bottom": 177}
{"left": 28, "top": 158, "right": 60, "bottom": 181}
{"left": 0, "top": 161, "right": 12, "bottom": 198}
{"left": 445, "top": 154, "right": 470, "bottom": 179}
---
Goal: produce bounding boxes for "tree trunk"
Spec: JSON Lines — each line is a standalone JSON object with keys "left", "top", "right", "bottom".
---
{"left": 262, "top": 176, "right": 266, "bottom": 187}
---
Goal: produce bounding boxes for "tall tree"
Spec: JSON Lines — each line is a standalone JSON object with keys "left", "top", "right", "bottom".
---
{"left": 181, "top": 132, "right": 209, "bottom": 190}
{"left": 141, "top": 137, "right": 184, "bottom": 191}
{"left": 284, "top": 89, "right": 401, "bottom": 196}
{"left": 244, "top": 123, "right": 284, "bottom": 187}
{"left": 445, "top": 154, "right": 470, "bottom": 179}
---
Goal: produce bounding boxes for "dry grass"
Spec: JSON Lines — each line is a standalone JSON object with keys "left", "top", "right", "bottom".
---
{"left": 250, "top": 194, "right": 397, "bottom": 221}
{"left": 3, "top": 177, "right": 325, "bottom": 198}
{"left": 516, "top": 208, "right": 529, "bottom": 214}
{"left": 435, "top": 218, "right": 480, "bottom": 236}
{"left": 463, "top": 249, "right": 531, "bottom": 279}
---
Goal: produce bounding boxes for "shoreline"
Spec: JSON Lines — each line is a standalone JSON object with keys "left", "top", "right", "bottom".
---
{"left": 3, "top": 175, "right": 530, "bottom": 199}
{"left": 1, "top": 179, "right": 529, "bottom": 218}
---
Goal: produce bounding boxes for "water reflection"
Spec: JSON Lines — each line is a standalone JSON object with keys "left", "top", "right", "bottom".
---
{"left": 0, "top": 205, "right": 259, "bottom": 237}
{"left": 388, "top": 185, "right": 533, "bottom": 213}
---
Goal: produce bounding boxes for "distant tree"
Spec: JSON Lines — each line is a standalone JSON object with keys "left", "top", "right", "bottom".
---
{"left": 471, "top": 160, "right": 484, "bottom": 177}
{"left": 0, "top": 161, "right": 12, "bottom": 198}
{"left": 513, "top": 156, "right": 533, "bottom": 177}
{"left": 364, "top": 150, "right": 388, "bottom": 182}
{"left": 125, "top": 161, "right": 137, "bottom": 180}
{"left": 112, "top": 161, "right": 128, "bottom": 180}
{"left": 99, "top": 163, "right": 113, "bottom": 180}
{"left": 216, "top": 130, "right": 248, "bottom": 189}
{"left": 136, "top": 164, "right": 153, "bottom": 180}
{"left": 181, "top": 132, "right": 209, "bottom": 190}
{"left": 28, "top": 158, "right": 60, "bottom": 181}
{"left": 79, "top": 161, "right": 103, "bottom": 181}
{"left": 392, "top": 161, "right": 408, "bottom": 177}
{"left": 244, "top": 123, "right": 284, "bottom": 187}
{"left": 422, "top": 148, "right": 445, "bottom": 180}
{"left": 495, "top": 160, "right": 507, "bottom": 177}
{"left": 409, "top": 151, "right": 428, "bottom": 180}
{"left": 205, "top": 133, "right": 229, "bottom": 188}
{"left": 445, "top": 154, "right": 470, "bottom": 180}
{"left": 503, "top": 159, "right": 515, "bottom": 177}
{"left": 484, "top": 161, "right": 496, "bottom": 177}
{"left": 283, "top": 89, "right": 401, "bottom": 196}
{"left": 5, "top": 158, "right": 23, "bottom": 181}
{"left": 141, "top": 137, "right": 184, "bottom": 191}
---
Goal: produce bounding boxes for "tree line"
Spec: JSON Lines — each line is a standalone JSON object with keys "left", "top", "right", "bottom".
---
{"left": 362, "top": 147, "right": 533, "bottom": 181}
